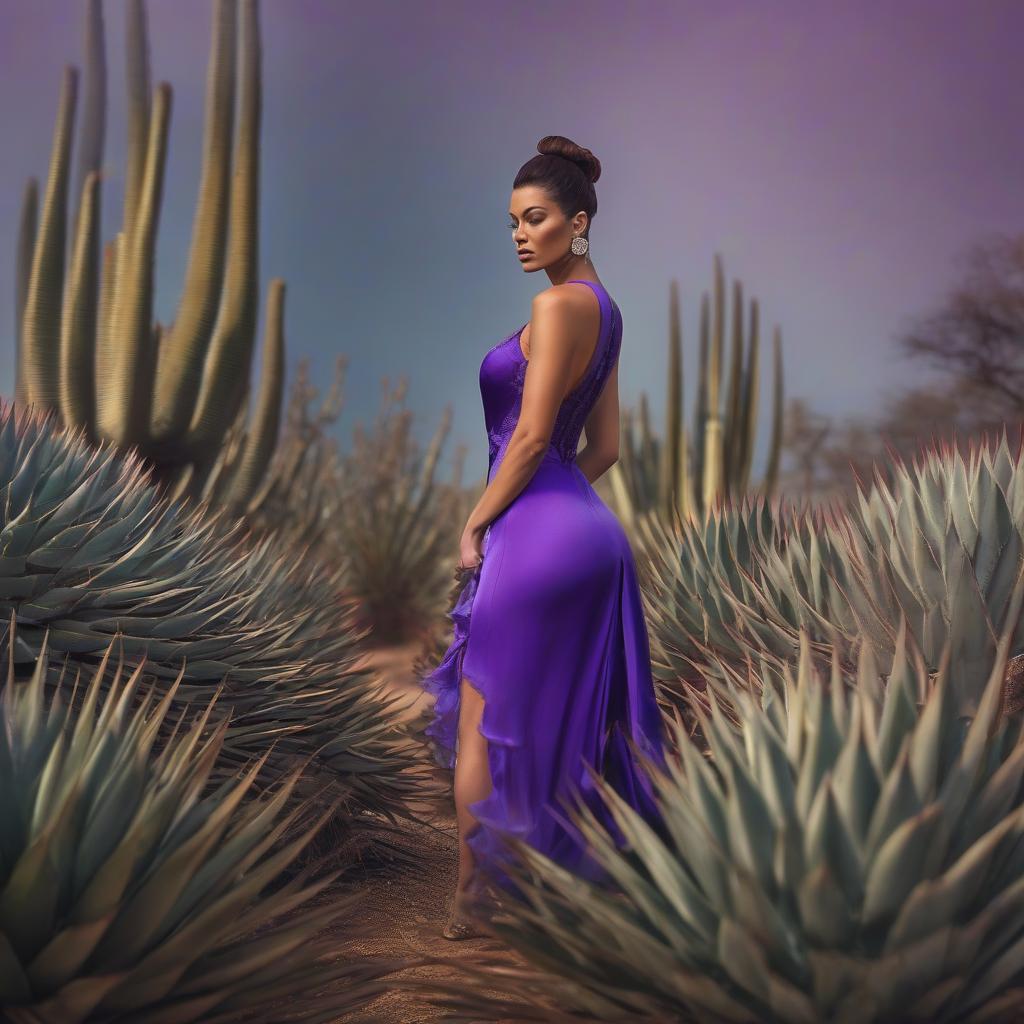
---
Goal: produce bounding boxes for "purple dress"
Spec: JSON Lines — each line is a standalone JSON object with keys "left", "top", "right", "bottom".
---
{"left": 420, "top": 278, "right": 668, "bottom": 898}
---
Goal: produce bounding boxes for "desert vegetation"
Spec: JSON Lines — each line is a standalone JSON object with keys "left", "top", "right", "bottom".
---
{"left": 5, "top": 0, "right": 1024, "bottom": 1021}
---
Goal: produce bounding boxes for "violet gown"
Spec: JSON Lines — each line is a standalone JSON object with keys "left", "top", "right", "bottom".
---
{"left": 420, "top": 278, "right": 668, "bottom": 898}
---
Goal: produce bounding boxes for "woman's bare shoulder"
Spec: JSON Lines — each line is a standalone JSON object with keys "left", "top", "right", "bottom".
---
{"left": 532, "top": 280, "right": 599, "bottom": 312}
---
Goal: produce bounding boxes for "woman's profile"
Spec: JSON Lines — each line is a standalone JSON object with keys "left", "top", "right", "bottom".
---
{"left": 419, "top": 135, "right": 668, "bottom": 940}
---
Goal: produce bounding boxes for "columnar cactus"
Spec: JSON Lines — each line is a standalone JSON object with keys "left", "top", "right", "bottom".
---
{"left": 605, "top": 253, "right": 784, "bottom": 531}
{"left": 16, "top": 0, "right": 284, "bottom": 515}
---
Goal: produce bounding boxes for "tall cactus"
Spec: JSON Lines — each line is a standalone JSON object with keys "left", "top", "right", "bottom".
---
{"left": 15, "top": 0, "right": 282, "bottom": 515}
{"left": 605, "top": 253, "right": 784, "bottom": 531}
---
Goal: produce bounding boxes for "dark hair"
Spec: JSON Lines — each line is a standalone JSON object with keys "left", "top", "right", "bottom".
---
{"left": 513, "top": 135, "right": 601, "bottom": 236}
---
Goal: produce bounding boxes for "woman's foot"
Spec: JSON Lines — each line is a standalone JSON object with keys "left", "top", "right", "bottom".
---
{"left": 441, "top": 893, "right": 489, "bottom": 940}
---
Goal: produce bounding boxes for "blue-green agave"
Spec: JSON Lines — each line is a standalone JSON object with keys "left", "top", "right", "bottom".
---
{"left": 645, "top": 429, "right": 1024, "bottom": 724}
{"left": 16, "top": 0, "right": 472, "bottom": 644}
{"left": 412, "top": 573, "right": 1024, "bottom": 1022}
{"left": 0, "top": 398, "right": 440, "bottom": 842}
{"left": 0, "top": 617, "right": 416, "bottom": 1023}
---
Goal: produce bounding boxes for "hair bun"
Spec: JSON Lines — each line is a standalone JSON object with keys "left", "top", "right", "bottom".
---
{"left": 537, "top": 135, "right": 601, "bottom": 184}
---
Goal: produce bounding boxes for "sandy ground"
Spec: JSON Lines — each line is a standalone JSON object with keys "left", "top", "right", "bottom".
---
{"left": 239, "top": 639, "right": 561, "bottom": 1023}
{"left": 328, "top": 640, "right": 531, "bottom": 1024}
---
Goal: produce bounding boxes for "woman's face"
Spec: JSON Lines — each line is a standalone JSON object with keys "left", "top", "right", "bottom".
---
{"left": 507, "top": 185, "right": 586, "bottom": 273}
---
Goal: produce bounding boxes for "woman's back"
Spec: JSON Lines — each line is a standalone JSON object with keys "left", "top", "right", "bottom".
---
{"left": 479, "top": 278, "right": 622, "bottom": 481}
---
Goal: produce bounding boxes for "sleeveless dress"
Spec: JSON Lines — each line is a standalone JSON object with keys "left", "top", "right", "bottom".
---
{"left": 420, "top": 278, "right": 668, "bottom": 899}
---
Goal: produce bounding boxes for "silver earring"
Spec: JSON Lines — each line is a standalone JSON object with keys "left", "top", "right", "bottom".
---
{"left": 570, "top": 235, "right": 589, "bottom": 257}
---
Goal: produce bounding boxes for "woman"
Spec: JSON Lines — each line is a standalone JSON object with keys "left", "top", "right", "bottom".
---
{"left": 420, "top": 135, "right": 669, "bottom": 940}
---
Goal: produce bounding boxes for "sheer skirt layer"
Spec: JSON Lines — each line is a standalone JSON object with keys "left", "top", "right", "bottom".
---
{"left": 420, "top": 459, "right": 668, "bottom": 900}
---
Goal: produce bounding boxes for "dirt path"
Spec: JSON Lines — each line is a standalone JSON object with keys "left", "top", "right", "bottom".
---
{"left": 330, "top": 641, "right": 528, "bottom": 1024}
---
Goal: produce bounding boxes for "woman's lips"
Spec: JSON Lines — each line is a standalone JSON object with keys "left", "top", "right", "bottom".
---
{"left": 518, "top": 251, "right": 532, "bottom": 259}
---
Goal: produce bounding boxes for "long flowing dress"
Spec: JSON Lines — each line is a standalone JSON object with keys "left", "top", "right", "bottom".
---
{"left": 420, "top": 278, "right": 668, "bottom": 900}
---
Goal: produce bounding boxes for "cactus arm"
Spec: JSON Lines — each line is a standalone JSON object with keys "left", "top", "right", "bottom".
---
{"left": 638, "top": 392, "right": 657, "bottom": 505}
{"left": 701, "top": 255, "right": 725, "bottom": 513}
{"left": 21, "top": 65, "right": 78, "bottom": 411}
{"left": 738, "top": 298, "right": 761, "bottom": 489}
{"left": 762, "top": 327, "right": 784, "bottom": 496}
{"left": 694, "top": 290, "right": 709, "bottom": 514}
{"left": 96, "top": 231, "right": 126, "bottom": 427}
{"left": 73, "top": 0, "right": 106, "bottom": 243}
{"left": 122, "top": 0, "right": 151, "bottom": 232}
{"left": 187, "top": 0, "right": 261, "bottom": 454}
{"left": 97, "top": 83, "right": 171, "bottom": 445}
{"left": 60, "top": 0, "right": 106, "bottom": 437}
{"left": 679, "top": 420, "right": 692, "bottom": 524}
{"left": 151, "top": 0, "right": 237, "bottom": 442}
{"left": 60, "top": 171, "right": 101, "bottom": 432}
{"left": 224, "top": 279, "right": 287, "bottom": 511}
{"left": 660, "top": 279, "right": 683, "bottom": 519}
{"left": 15, "top": 179, "right": 38, "bottom": 406}
{"left": 723, "top": 278, "right": 744, "bottom": 490}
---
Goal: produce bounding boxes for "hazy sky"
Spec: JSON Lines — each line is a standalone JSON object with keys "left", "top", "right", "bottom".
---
{"left": 2, "top": 0, "right": 1022, "bottom": 484}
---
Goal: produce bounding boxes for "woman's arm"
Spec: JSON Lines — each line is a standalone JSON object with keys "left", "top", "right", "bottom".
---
{"left": 465, "top": 287, "right": 589, "bottom": 533}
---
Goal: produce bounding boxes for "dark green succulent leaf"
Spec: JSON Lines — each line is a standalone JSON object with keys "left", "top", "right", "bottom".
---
{"left": 428, "top": 520, "right": 1024, "bottom": 1021}
{"left": 0, "top": 617, "right": 408, "bottom": 1022}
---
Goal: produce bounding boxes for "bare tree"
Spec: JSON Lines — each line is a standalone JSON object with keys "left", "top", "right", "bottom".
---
{"left": 901, "top": 232, "right": 1024, "bottom": 416}
{"left": 780, "top": 232, "right": 1024, "bottom": 506}
{"left": 779, "top": 397, "right": 832, "bottom": 496}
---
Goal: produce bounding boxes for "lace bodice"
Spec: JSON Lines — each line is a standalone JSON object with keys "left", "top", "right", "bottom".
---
{"left": 479, "top": 279, "right": 621, "bottom": 478}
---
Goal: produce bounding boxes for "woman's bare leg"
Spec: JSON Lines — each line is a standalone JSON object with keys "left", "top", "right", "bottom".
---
{"left": 452, "top": 674, "right": 493, "bottom": 910}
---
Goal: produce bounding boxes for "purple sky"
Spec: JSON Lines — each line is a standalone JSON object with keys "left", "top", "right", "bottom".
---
{"left": 2, "top": 0, "right": 1022, "bottom": 484}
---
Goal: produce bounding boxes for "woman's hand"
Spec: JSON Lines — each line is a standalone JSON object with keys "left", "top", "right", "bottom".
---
{"left": 456, "top": 521, "right": 487, "bottom": 576}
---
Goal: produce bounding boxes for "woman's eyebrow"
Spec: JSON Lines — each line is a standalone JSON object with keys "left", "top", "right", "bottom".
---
{"left": 508, "top": 206, "right": 545, "bottom": 217}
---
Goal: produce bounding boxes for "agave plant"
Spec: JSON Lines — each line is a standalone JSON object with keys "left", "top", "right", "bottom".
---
{"left": 242, "top": 353, "right": 347, "bottom": 549}
{"left": 0, "top": 397, "right": 443, "bottom": 852}
{"left": 0, "top": 615, "right": 418, "bottom": 1023}
{"left": 602, "top": 253, "right": 784, "bottom": 534}
{"left": 645, "top": 428, "right": 1024, "bottom": 729}
{"left": 410, "top": 564, "right": 1024, "bottom": 1023}
{"left": 325, "top": 375, "right": 474, "bottom": 645}
{"left": 16, "top": 0, "right": 287, "bottom": 514}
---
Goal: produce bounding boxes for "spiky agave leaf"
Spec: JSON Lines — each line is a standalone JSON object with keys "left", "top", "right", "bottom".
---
{"left": 0, "top": 613, "right": 418, "bottom": 1024}
{"left": 15, "top": 0, "right": 499, "bottom": 655}
{"left": 0, "top": 398, "right": 443, "bottom": 845}
{"left": 408, "top": 569, "right": 1024, "bottom": 1023}
{"left": 14, "top": 0, "right": 288, "bottom": 517}
{"left": 327, "top": 377, "right": 467, "bottom": 645}
{"left": 648, "top": 428, "right": 1024, "bottom": 726}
